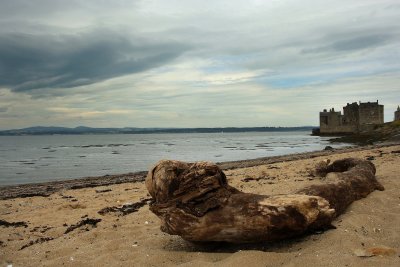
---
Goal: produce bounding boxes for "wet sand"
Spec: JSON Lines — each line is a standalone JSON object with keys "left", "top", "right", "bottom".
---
{"left": 0, "top": 144, "right": 399, "bottom": 266}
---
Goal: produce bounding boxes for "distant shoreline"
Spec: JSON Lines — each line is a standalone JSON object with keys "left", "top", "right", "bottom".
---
{"left": 1, "top": 142, "right": 399, "bottom": 200}
{"left": 0, "top": 126, "right": 316, "bottom": 136}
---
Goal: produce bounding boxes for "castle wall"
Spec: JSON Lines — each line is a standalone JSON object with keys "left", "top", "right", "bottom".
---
{"left": 320, "top": 124, "right": 357, "bottom": 134}
{"left": 342, "top": 103, "right": 359, "bottom": 125}
{"left": 358, "top": 102, "right": 384, "bottom": 125}
{"left": 395, "top": 107, "right": 400, "bottom": 121}
{"left": 319, "top": 111, "right": 357, "bottom": 134}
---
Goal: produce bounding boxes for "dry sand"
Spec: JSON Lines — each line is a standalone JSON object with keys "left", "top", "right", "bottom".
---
{"left": 1, "top": 144, "right": 399, "bottom": 267}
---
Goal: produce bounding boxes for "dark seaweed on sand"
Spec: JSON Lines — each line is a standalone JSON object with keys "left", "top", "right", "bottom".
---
{"left": 98, "top": 198, "right": 151, "bottom": 216}
{"left": 64, "top": 218, "right": 101, "bottom": 234}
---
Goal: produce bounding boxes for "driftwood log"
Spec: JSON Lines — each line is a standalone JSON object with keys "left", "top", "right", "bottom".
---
{"left": 146, "top": 158, "right": 383, "bottom": 243}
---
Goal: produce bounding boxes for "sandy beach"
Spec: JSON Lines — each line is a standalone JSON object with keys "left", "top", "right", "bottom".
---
{"left": 1, "top": 144, "right": 399, "bottom": 267}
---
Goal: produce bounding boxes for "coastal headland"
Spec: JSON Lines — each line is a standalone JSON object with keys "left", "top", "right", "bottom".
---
{"left": 1, "top": 143, "right": 399, "bottom": 266}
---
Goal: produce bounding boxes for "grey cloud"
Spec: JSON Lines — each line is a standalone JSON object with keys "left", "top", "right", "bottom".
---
{"left": 0, "top": 107, "right": 8, "bottom": 112}
{"left": 302, "top": 33, "right": 394, "bottom": 54}
{"left": 0, "top": 0, "right": 138, "bottom": 22}
{"left": 0, "top": 29, "right": 190, "bottom": 93}
{"left": 331, "top": 34, "right": 392, "bottom": 51}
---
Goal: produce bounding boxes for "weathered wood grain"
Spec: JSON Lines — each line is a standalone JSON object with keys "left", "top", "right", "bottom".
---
{"left": 146, "top": 158, "right": 383, "bottom": 243}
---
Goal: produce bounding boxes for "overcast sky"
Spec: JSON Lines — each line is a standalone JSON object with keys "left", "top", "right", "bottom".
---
{"left": 0, "top": 0, "right": 399, "bottom": 129}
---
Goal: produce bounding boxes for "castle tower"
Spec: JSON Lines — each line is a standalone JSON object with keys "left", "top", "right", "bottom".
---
{"left": 395, "top": 106, "right": 400, "bottom": 121}
{"left": 358, "top": 100, "right": 384, "bottom": 125}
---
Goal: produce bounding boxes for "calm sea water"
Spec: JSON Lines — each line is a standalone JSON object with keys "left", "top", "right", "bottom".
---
{"left": 0, "top": 132, "right": 348, "bottom": 185}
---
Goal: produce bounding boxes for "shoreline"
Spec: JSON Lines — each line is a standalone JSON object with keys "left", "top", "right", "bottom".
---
{"left": 1, "top": 142, "right": 399, "bottom": 200}
{"left": 1, "top": 142, "right": 399, "bottom": 266}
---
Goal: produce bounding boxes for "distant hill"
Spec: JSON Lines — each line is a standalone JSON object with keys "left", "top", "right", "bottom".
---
{"left": 0, "top": 126, "right": 316, "bottom": 135}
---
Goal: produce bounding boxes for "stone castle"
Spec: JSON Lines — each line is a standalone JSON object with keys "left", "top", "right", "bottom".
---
{"left": 319, "top": 101, "right": 384, "bottom": 134}
{"left": 395, "top": 106, "right": 400, "bottom": 121}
